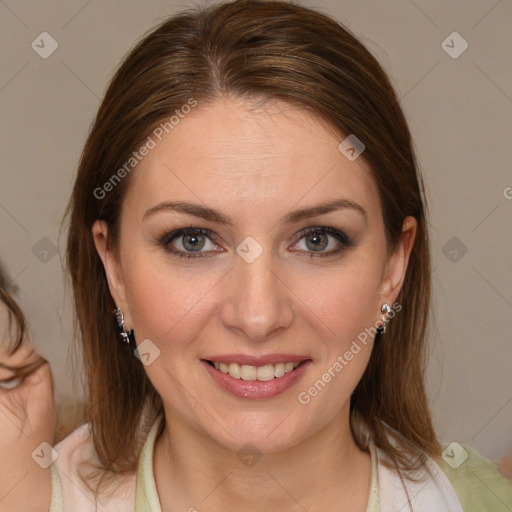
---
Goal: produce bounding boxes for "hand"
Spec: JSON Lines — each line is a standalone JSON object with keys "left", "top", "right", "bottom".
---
{"left": 0, "top": 342, "right": 57, "bottom": 512}
{"left": 498, "top": 453, "right": 512, "bottom": 479}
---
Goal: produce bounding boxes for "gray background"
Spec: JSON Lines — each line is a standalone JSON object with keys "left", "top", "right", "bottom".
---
{"left": 0, "top": 0, "right": 511, "bottom": 461}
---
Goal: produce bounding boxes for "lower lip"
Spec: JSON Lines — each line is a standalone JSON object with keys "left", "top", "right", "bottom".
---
{"left": 201, "top": 360, "right": 311, "bottom": 399}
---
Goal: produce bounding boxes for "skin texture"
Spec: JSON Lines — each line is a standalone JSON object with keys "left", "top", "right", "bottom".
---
{"left": 0, "top": 302, "right": 57, "bottom": 512}
{"left": 499, "top": 453, "right": 512, "bottom": 479}
{"left": 93, "top": 97, "right": 417, "bottom": 511}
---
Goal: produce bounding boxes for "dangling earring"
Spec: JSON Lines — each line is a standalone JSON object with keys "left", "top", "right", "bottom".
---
{"left": 113, "top": 307, "right": 135, "bottom": 346}
{"left": 376, "top": 303, "right": 392, "bottom": 334}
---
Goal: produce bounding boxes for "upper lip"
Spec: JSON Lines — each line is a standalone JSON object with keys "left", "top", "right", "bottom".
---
{"left": 202, "top": 354, "right": 311, "bottom": 366}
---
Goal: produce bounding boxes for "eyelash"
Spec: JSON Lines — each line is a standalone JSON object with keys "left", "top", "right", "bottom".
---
{"left": 158, "top": 226, "right": 352, "bottom": 260}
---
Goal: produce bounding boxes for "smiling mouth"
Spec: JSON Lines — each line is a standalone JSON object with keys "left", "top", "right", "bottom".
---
{"left": 205, "top": 360, "right": 309, "bottom": 381}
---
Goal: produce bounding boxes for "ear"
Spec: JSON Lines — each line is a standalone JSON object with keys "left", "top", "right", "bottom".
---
{"left": 91, "top": 220, "right": 132, "bottom": 328}
{"left": 378, "top": 216, "right": 417, "bottom": 305}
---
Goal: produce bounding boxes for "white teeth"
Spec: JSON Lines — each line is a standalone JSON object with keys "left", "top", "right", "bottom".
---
{"left": 274, "top": 363, "right": 285, "bottom": 378}
{"left": 256, "top": 364, "right": 275, "bottom": 381}
{"left": 228, "top": 363, "right": 241, "bottom": 379}
{"left": 212, "top": 361, "right": 302, "bottom": 381}
{"left": 240, "top": 365, "right": 257, "bottom": 380}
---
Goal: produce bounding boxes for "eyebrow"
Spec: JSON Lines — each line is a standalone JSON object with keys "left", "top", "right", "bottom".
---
{"left": 142, "top": 198, "right": 368, "bottom": 226}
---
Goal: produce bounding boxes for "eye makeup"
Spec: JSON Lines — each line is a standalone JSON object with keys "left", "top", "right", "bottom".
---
{"left": 156, "top": 225, "right": 354, "bottom": 260}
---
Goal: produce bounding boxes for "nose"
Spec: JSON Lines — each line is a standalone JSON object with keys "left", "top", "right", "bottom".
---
{"left": 220, "top": 248, "right": 294, "bottom": 343}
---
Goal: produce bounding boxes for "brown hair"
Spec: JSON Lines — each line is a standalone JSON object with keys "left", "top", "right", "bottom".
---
{"left": 65, "top": 0, "right": 440, "bottom": 485}
{"left": 0, "top": 265, "right": 26, "bottom": 354}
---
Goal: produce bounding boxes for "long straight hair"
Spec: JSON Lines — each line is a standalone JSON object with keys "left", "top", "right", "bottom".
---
{"left": 65, "top": 0, "right": 440, "bottom": 484}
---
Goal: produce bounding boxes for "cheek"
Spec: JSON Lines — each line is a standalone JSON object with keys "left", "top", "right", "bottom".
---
{"left": 301, "top": 259, "right": 383, "bottom": 343}
{"left": 122, "top": 254, "right": 216, "bottom": 353}
{"left": 295, "top": 250, "right": 383, "bottom": 395}
{"left": 339, "top": 272, "right": 381, "bottom": 338}
{"left": 296, "top": 269, "right": 380, "bottom": 416}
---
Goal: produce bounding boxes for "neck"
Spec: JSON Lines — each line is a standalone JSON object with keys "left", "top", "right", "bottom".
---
{"left": 153, "top": 407, "right": 372, "bottom": 512}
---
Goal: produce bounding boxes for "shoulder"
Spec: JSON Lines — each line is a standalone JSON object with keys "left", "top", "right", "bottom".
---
{"left": 375, "top": 444, "right": 464, "bottom": 511}
{"left": 49, "top": 423, "right": 91, "bottom": 511}
{"left": 53, "top": 422, "right": 95, "bottom": 473}
{"left": 49, "top": 423, "right": 136, "bottom": 512}
{"left": 439, "top": 442, "right": 512, "bottom": 511}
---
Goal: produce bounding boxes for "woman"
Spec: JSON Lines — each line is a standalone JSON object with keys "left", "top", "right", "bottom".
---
{"left": 0, "top": 267, "right": 57, "bottom": 511}
{"left": 6, "top": 0, "right": 511, "bottom": 510}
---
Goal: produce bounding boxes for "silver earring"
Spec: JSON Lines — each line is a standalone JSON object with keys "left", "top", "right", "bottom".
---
{"left": 113, "top": 307, "right": 135, "bottom": 345}
{"left": 377, "top": 303, "right": 392, "bottom": 334}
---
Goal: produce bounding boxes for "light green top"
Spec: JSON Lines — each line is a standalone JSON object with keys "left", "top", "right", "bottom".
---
{"left": 133, "top": 415, "right": 380, "bottom": 511}
{"left": 50, "top": 415, "right": 512, "bottom": 511}
{"left": 135, "top": 416, "right": 512, "bottom": 511}
{"left": 438, "top": 444, "right": 512, "bottom": 511}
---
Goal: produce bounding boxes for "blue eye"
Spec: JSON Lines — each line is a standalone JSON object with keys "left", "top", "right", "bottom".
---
{"left": 159, "top": 226, "right": 352, "bottom": 259}
{"left": 159, "top": 227, "right": 220, "bottom": 259}
{"left": 291, "top": 227, "right": 352, "bottom": 258}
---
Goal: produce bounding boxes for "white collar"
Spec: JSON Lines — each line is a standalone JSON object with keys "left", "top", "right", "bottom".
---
{"left": 50, "top": 415, "right": 464, "bottom": 511}
{"left": 375, "top": 442, "right": 464, "bottom": 512}
{"left": 137, "top": 416, "right": 463, "bottom": 512}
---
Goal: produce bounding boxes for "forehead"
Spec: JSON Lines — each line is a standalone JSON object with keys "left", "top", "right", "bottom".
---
{"left": 123, "top": 97, "right": 379, "bottom": 224}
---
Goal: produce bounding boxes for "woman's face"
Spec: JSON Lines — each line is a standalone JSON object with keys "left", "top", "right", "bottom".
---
{"left": 93, "top": 97, "right": 415, "bottom": 453}
{"left": 0, "top": 301, "right": 38, "bottom": 384}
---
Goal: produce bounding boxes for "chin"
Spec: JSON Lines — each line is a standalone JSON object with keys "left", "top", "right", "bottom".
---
{"left": 203, "top": 410, "right": 307, "bottom": 456}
